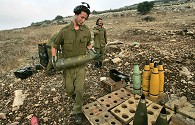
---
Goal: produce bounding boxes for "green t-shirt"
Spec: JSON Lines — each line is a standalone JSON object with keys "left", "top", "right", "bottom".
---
{"left": 93, "top": 26, "right": 107, "bottom": 48}
{"left": 53, "top": 22, "right": 91, "bottom": 58}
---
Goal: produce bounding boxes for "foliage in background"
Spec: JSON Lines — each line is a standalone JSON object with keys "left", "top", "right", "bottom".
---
{"left": 137, "top": 1, "right": 154, "bottom": 15}
{"left": 54, "top": 15, "right": 64, "bottom": 20}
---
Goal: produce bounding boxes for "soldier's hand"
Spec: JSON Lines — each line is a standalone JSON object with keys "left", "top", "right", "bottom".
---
{"left": 87, "top": 43, "right": 93, "bottom": 50}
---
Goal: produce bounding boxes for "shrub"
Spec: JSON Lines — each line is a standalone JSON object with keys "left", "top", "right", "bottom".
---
{"left": 54, "top": 15, "right": 63, "bottom": 20}
{"left": 142, "top": 16, "right": 155, "bottom": 22}
{"left": 137, "top": 1, "right": 154, "bottom": 15}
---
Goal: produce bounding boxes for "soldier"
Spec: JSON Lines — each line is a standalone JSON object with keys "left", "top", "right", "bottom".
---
{"left": 93, "top": 18, "right": 107, "bottom": 68}
{"left": 51, "top": 2, "right": 91, "bottom": 124}
{"left": 45, "top": 33, "right": 58, "bottom": 75}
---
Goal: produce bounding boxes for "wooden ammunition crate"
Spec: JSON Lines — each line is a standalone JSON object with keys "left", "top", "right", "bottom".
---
{"left": 101, "top": 77, "right": 127, "bottom": 92}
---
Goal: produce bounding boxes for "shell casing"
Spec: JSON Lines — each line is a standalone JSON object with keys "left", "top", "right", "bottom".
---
{"left": 133, "top": 96, "right": 148, "bottom": 125}
{"left": 149, "top": 67, "right": 160, "bottom": 101}
{"left": 133, "top": 75, "right": 141, "bottom": 94}
{"left": 133, "top": 63, "right": 141, "bottom": 95}
{"left": 155, "top": 114, "right": 168, "bottom": 125}
{"left": 142, "top": 65, "right": 150, "bottom": 96}
{"left": 56, "top": 50, "right": 97, "bottom": 69}
{"left": 149, "top": 62, "right": 154, "bottom": 74}
{"left": 155, "top": 107, "right": 168, "bottom": 125}
{"left": 158, "top": 65, "right": 164, "bottom": 94}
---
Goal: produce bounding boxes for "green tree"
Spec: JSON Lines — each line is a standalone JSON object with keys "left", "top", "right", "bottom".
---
{"left": 137, "top": 1, "right": 154, "bottom": 15}
{"left": 54, "top": 15, "right": 63, "bottom": 20}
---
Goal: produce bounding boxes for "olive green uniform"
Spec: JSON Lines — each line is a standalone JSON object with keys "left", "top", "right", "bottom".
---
{"left": 53, "top": 22, "right": 91, "bottom": 114}
{"left": 93, "top": 26, "right": 107, "bottom": 64}
{"left": 46, "top": 33, "right": 58, "bottom": 72}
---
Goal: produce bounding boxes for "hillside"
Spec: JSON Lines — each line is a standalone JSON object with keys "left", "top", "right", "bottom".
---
{"left": 0, "top": 1, "right": 194, "bottom": 125}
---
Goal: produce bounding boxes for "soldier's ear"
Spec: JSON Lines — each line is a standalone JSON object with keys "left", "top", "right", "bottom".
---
{"left": 96, "top": 19, "right": 99, "bottom": 25}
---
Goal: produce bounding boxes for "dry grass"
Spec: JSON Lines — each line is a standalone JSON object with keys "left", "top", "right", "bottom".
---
{"left": 0, "top": 25, "right": 63, "bottom": 74}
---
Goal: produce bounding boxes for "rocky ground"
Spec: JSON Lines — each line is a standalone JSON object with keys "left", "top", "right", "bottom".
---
{"left": 0, "top": 1, "right": 195, "bottom": 125}
{"left": 0, "top": 29, "right": 194, "bottom": 124}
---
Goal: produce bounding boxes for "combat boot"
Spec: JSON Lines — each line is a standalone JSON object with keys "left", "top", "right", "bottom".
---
{"left": 72, "top": 94, "right": 76, "bottom": 100}
{"left": 73, "top": 113, "right": 82, "bottom": 124}
{"left": 98, "top": 61, "right": 102, "bottom": 68}
{"left": 94, "top": 61, "right": 99, "bottom": 68}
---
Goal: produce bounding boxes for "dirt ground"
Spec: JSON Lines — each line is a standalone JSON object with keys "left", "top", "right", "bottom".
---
{"left": 0, "top": 2, "right": 195, "bottom": 125}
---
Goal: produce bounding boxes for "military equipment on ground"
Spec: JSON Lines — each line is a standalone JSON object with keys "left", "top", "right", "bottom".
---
{"left": 55, "top": 49, "right": 98, "bottom": 69}
{"left": 155, "top": 107, "right": 168, "bottom": 125}
{"left": 133, "top": 94, "right": 148, "bottom": 125}
{"left": 109, "top": 69, "right": 129, "bottom": 83}
{"left": 149, "top": 62, "right": 160, "bottom": 101}
{"left": 149, "top": 58, "right": 154, "bottom": 74}
{"left": 14, "top": 66, "right": 35, "bottom": 79}
{"left": 142, "top": 60, "right": 150, "bottom": 96}
{"left": 158, "top": 60, "right": 165, "bottom": 95}
{"left": 132, "top": 62, "right": 141, "bottom": 94}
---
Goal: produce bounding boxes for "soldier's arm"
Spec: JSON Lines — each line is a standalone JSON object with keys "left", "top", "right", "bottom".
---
{"left": 51, "top": 30, "right": 63, "bottom": 67}
{"left": 52, "top": 29, "right": 63, "bottom": 50}
{"left": 87, "top": 31, "right": 93, "bottom": 49}
{"left": 104, "top": 28, "right": 107, "bottom": 44}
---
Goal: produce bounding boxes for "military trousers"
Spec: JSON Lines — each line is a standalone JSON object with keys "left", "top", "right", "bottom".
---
{"left": 94, "top": 46, "right": 106, "bottom": 63}
{"left": 62, "top": 66, "right": 86, "bottom": 114}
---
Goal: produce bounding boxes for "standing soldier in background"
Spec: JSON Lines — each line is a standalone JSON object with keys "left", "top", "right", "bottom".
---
{"left": 93, "top": 18, "right": 107, "bottom": 68}
{"left": 45, "top": 32, "right": 58, "bottom": 75}
{"left": 51, "top": 2, "right": 92, "bottom": 124}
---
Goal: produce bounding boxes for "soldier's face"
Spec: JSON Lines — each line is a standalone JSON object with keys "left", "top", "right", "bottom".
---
{"left": 98, "top": 19, "right": 103, "bottom": 26}
{"left": 75, "top": 12, "right": 88, "bottom": 26}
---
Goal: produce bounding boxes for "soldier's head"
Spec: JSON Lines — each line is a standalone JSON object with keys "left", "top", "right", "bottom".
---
{"left": 73, "top": 2, "right": 90, "bottom": 25}
{"left": 96, "top": 18, "right": 103, "bottom": 26}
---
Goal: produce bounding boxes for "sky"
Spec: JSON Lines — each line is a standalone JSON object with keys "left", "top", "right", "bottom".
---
{"left": 0, "top": 0, "right": 153, "bottom": 30}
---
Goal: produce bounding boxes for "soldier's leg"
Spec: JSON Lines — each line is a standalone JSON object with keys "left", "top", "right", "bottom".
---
{"left": 63, "top": 69, "right": 75, "bottom": 96}
{"left": 72, "top": 67, "right": 86, "bottom": 114}
{"left": 96, "top": 47, "right": 105, "bottom": 67}
{"left": 94, "top": 48, "right": 101, "bottom": 68}
{"left": 99, "top": 46, "right": 106, "bottom": 66}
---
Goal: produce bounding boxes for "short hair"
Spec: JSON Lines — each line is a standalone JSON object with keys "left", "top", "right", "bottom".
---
{"left": 96, "top": 18, "right": 103, "bottom": 25}
{"left": 73, "top": 2, "right": 90, "bottom": 18}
